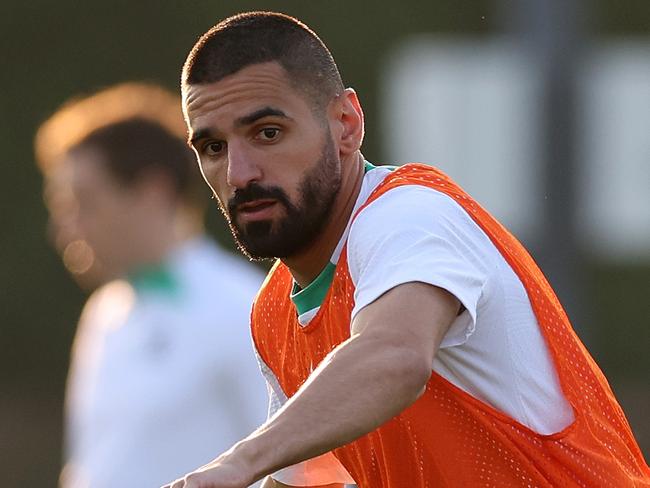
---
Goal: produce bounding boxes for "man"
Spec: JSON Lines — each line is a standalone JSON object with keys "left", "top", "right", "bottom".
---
{"left": 167, "top": 12, "right": 650, "bottom": 488}
{"left": 35, "top": 82, "right": 267, "bottom": 488}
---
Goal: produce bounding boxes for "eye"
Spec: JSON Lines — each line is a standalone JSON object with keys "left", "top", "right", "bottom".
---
{"left": 204, "top": 141, "right": 225, "bottom": 156}
{"left": 258, "top": 127, "right": 280, "bottom": 141}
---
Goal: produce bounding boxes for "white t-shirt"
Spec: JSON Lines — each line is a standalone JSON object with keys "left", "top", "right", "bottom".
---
{"left": 261, "top": 164, "right": 574, "bottom": 486}
{"left": 62, "top": 237, "right": 267, "bottom": 488}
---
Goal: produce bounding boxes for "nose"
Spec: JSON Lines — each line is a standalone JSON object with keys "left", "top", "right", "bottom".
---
{"left": 226, "top": 141, "right": 263, "bottom": 189}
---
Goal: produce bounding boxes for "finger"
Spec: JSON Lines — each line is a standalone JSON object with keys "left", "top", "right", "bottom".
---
{"left": 160, "top": 479, "right": 183, "bottom": 488}
{"left": 182, "top": 473, "right": 204, "bottom": 488}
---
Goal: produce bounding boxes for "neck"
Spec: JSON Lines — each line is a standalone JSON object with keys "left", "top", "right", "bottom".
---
{"left": 283, "top": 152, "right": 365, "bottom": 288}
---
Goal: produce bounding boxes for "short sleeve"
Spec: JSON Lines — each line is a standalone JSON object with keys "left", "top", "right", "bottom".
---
{"left": 254, "top": 350, "right": 355, "bottom": 486}
{"left": 347, "top": 185, "right": 491, "bottom": 348}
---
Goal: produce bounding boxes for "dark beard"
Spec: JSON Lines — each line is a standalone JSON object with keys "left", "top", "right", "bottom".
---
{"left": 222, "top": 133, "right": 341, "bottom": 260}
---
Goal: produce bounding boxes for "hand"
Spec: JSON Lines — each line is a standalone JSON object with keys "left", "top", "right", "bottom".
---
{"left": 162, "top": 454, "right": 256, "bottom": 488}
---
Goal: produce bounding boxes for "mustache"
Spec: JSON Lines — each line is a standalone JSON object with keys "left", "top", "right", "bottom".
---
{"left": 227, "top": 183, "right": 292, "bottom": 216}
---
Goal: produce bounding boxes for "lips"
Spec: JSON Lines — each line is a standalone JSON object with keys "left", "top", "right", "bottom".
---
{"left": 236, "top": 199, "right": 279, "bottom": 222}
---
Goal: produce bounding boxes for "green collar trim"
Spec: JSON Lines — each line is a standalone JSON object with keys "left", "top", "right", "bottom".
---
{"left": 128, "top": 263, "right": 179, "bottom": 296}
{"left": 367, "top": 161, "right": 399, "bottom": 172}
{"left": 290, "top": 261, "right": 337, "bottom": 316}
{"left": 364, "top": 160, "right": 377, "bottom": 172}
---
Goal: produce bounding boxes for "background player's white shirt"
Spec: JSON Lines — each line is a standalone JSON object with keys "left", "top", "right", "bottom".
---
{"left": 262, "top": 165, "right": 575, "bottom": 486}
{"left": 63, "top": 237, "right": 267, "bottom": 488}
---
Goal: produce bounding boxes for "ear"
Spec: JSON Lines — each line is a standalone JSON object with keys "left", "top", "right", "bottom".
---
{"left": 329, "top": 88, "right": 365, "bottom": 157}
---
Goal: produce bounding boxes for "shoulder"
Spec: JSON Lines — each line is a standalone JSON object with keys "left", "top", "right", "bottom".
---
{"left": 349, "top": 184, "right": 480, "bottom": 247}
{"left": 73, "top": 280, "right": 136, "bottom": 351}
{"left": 176, "top": 237, "right": 265, "bottom": 294}
{"left": 345, "top": 183, "right": 495, "bottom": 313}
{"left": 80, "top": 280, "right": 136, "bottom": 325}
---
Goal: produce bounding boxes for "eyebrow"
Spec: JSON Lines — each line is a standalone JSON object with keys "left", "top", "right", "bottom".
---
{"left": 189, "top": 107, "right": 289, "bottom": 147}
{"left": 235, "top": 107, "right": 288, "bottom": 127}
{"left": 188, "top": 128, "right": 214, "bottom": 147}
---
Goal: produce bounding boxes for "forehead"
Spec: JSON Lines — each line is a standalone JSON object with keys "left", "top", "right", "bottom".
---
{"left": 183, "top": 62, "right": 312, "bottom": 134}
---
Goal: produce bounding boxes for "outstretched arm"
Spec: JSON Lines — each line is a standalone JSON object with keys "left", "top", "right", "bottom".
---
{"left": 164, "top": 281, "right": 459, "bottom": 488}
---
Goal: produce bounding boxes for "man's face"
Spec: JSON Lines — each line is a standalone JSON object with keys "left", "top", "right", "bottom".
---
{"left": 44, "top": 148, "right": 144, "bottom": 281}
{"left": 184, "top": 62, "right": 342, "bottom": 259}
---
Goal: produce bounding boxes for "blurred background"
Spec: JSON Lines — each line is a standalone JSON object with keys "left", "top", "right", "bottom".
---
{"left": 1, "top": 0, "right": 648, "bottom": 485}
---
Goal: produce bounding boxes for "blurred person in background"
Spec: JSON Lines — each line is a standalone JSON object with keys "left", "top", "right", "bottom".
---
{"left": 35, "top": 83, "right": 267, "bottom": 488}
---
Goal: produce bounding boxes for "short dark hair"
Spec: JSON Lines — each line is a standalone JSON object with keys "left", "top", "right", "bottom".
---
{"left": 35, "top": 82, "right": 204, "bottom": 205}
{"left": 182, "top": 11, "right": 344, "bottom": 110}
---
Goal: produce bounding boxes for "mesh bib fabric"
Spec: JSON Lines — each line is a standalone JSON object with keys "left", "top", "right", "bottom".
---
{"left": 252, "top": 164, "right": 649, "bottom": 487}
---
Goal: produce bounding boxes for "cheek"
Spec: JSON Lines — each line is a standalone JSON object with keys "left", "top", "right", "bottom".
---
{"left": 78, "top": 211, "right": 113, "bottom": 246}
{"left": 79, "top": 199, "right": 129, "bottom": 240}
{"left": 200, "top": 162, "right": 232, "bottom": 208}
{"left": 199, "top": 160, "right": 225, "bottom": 193}
{"left": 273, "top": 158, "right": 316, "bottom": 202}
{"left": 282, "top": 177, "right": 306, "bottom": 206}
{"left": 274, "top": 131, "right": 328, "bottom": 188}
